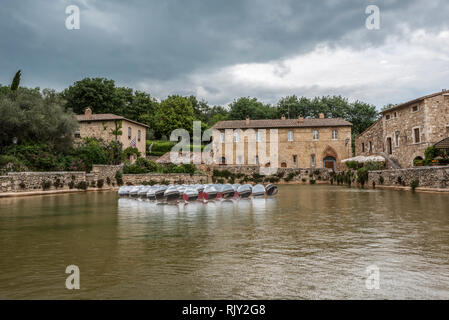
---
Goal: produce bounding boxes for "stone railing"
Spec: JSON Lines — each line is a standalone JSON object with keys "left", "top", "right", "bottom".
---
{"left": 122, "top": 173, "right": 208, "bottom": 185}
{"left": 368, "top": 165, "right": 449, "bottom": 189}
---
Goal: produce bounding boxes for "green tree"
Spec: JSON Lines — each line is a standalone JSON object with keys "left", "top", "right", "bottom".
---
{"left": 228, "top": 97, "right": 276, "bottom": 120}
{"left": 10, "top": 70, "right": 21, "bottom": 91}
{"left": 0, "top": 87, "right": 78, "bottom": 152}
{"left": 62, "top": 77, "right": 120, "bottom": 115}
{"left": 154, "top": 95, "right": 195, "bottom": 138}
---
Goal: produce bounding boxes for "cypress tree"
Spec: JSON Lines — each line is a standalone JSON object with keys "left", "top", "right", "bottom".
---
{"left": 10, "top": 70, "right": 21, "bottom": 91}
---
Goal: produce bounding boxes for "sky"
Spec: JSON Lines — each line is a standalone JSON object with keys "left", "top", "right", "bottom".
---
{"left": 1, "top": 0, "right": 449, "bottom": 109}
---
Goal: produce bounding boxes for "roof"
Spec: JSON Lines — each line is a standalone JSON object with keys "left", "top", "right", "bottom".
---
{"left": 381, "top": 90, "right": 449, "bottom": 114}
{"left": 76, "top": 113, "right": 149, "bottom": 128}
{"left": 212, "top": 118, "right": 352, "bottom": 129}
{"left": 434, "top": 137, "right": 449, "bottom": 149}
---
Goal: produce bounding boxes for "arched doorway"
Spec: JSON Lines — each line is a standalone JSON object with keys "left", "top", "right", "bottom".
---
{"left": 322, "top": 146, "right": 338, "bottom": 171}
{"left": 220, "top": 157, "right": 226, "bottom": 165}
{"left": 323, "top": 156, "right": 336, "bottom": 171}
{"left": 413, "top": 156, "right": 423, "bottom": 166}
{"left": 281, "top": 162, "right": 287, "bottom": 168}
{"left": 264, "top": 162, "right": 271, "bottom": 168}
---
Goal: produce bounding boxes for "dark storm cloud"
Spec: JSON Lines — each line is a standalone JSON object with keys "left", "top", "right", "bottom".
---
{"left": 0, "top": 0, "right": 448, "bottom": 106}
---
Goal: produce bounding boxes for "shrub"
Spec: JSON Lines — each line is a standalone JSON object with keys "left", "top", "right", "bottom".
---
{"left": 41, "top": 180, "right": 51, "bottom": 190}
{"left": 284, "top": 172, "right": 295, "bottom": 182}
{"left": 356, "top": 167, "right": 368, "bottom": 187}
{"left": 76, "top": 181, "right": 88, "bottom": 190}
{"left": 106, "top": 177, "right": 111, "bottom": 185}
{"left": 123, "top": 147, "right": 141, "bottom": 159}
{"left": 301, "top": 178, "right": 307, "bottom": 183}
{"left": 147, "top": 140, "right": 175, "bottom": 155}
{"left": 313, "top": 170, "right": 320, "bottom": 175}
{"left": 276, "top": 171, "right": 285, "bottom": 178}
{"left": 19, "top": 181, "right": 26, "bottom": 189}
{"left": 378, "top": 176, "right": 384, "bottom": 185}
{"left": 251, "top": 173, "right": 263, "bottom": 183}
{"left": 90, "top": 181, "right": 96, "bottom": 188}
{"left": 68, "top": 181, "right": 75, "bottom": 189}
{"left": 97, "top": 179, "right": 104, "bottom": 188}
{"left": 345, "top": 161, "right": 358, "bottom": 170}
{"left": 364, "top": 161, "right": 383, "bottom": 171}
{"left": 53, "top": 178, "right": 62, "bottom": 189}
{"left": 410, "top": 180, "right": 419, "bottom": 192}
{"left": 310, "top": 179, "right": 316, "bottom": 185}
{"left": 115, "top": 170, "right": 123, "bottom": 186}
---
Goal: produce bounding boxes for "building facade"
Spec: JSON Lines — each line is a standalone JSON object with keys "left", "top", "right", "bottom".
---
{"left": 76, "top": 108, "right": 148, "bottom": 160}
{"left": 356, "top": 90, "right": 449, "bottom": 168}
{"left": 212, "top": 114, "right": 352, "bottom": 171}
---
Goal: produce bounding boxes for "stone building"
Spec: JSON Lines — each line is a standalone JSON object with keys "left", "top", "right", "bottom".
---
{"left": 356, "top": 90, "right": 449, "bottom": 168}
{"left": 212, "top": 114, "right": 352, "bottom": 171}
{"left": 76, "top": 108, "right": 148, "bottom": 160}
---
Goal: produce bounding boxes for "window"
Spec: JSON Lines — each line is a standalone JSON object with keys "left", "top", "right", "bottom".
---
{"left": 395, "top": 131, "right": 400, "bottom": 147}
{"left": 362, "top": 143, "right": 365, "bottom": 153}
{"left": 386, "top": 114, "right": 391, "bottom": 120}
{"left": 412, "top": 105, "right": 419, "bottom": 112}
{"left": 387, "top": 137, "right": 393, "bottom": 154}
{"left": 233, "top": 132, "right": 239, "bottom": 142}
{"left": 74, "top": 131, "right": 81, "bottom": 139}
{"left": 256, "top": 130, "right": 261, "bottom": 142}
{"left": 128, "top": 127, "right": 132, "bottom": 139}
{"left": 311, "top": 154, "right": 316, "bottom": 167}
{"left": 138, "top": 130, "right": 141, "bottom": 142}
{"left": 369, "top": 141, "right": 373, "bottom": 152}
{"left": 220, "top": 132, "right": 225, "bottom": 142}
{"left": 313, "top": 130, "right": 319, "bottom": 140}
{"left": 394, "top": 112, "right": 398, "bottom": 118}
{"left": 220, "top": 157, "right": 226, "bottom": 165}
{"left": 237, "top": 155, "right": 243, "bottom": 165}
{"left": 332, "top": 130, "right": 338, "bottom": 140}
{"left": 254, "top": 155, "right": 259, "bottom": 165}
{"left": 288, "top": 130, "right": 294, "bottom": 142}
{"left": 413, "top": 127, "right": 420, "bottom": 143}
{"left": 293, "top": 155, "right": 297, "bottom": 167}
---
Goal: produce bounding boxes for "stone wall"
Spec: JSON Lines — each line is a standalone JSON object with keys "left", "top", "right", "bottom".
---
{"left": 210, "top": 165, "right": 332, "bottom": 184}
{"left": 91, "top": 164, "right": 123, "bottom": 184}
{"left": 122, "top": 173, "right": 208, "bottom": 185}
{"left": 1, "top": 172, "right": 86, "bottom": 193}
{"left": 355, "top": 119, "right": 383, "bottom": 156}
{"left": 368, "top": 165, "right": 449, "bottom": 189}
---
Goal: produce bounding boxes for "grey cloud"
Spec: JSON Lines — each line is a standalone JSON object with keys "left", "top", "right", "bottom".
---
{"left": 0, "top": 0, "right": 448, "bottom": 107}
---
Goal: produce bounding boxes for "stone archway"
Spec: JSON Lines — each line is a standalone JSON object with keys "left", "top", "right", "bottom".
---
{"left": 322, "top": 146, "right": 338, "bottom": 171}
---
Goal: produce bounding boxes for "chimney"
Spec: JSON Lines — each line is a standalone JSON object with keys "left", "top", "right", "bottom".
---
{"left": 246, "top": 116, "right": 250, "bottom": 125}
{"left": 281, "top": 115, "right": 286, "bottom": 120}
{"left": 319, "top": 113, "right": 325, "bottom": 119}
{"left": 85, "top": 107, "right": 92, "bottom": 119}
{"left": 298, "top": 115, "right": 303, "bottom": 123}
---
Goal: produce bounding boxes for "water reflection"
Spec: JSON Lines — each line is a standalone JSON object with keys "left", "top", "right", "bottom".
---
{"left": 0, "top": 186, "right": 448, "bottom": 299}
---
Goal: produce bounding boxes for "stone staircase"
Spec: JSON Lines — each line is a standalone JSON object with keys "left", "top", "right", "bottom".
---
{"left": 378, "top": 152, "right": 401, "bottom": 169}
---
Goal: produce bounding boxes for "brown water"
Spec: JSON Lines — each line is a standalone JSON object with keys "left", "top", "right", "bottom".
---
{"left": 0, "top": 185, "right": 448, "bottom": 299}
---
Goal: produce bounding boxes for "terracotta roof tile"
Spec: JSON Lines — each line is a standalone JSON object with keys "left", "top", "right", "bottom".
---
{"left": 212, "top": 118, "right": 352, "bottom": 129}
{"left": 76, "top": 114, "right": 149, "bottom": 128}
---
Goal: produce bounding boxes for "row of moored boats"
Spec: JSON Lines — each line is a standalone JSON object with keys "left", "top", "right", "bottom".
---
{"left": 118, "top": 183, "right": 278, "bottom": 203}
